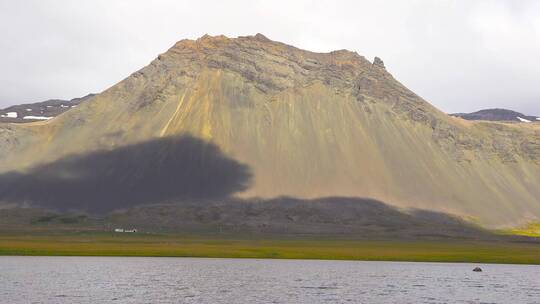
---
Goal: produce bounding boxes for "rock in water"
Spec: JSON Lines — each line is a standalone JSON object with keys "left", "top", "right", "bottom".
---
{"left": 473, "top": 267, "right": 482, "bottom": 272}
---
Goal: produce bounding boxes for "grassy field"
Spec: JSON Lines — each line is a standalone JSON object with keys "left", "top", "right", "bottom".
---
{"left": 1, "top": 231, "right": 540, "bottom": 264}
{"left": 505, "top": 222, "right": 540, "bottom": 237}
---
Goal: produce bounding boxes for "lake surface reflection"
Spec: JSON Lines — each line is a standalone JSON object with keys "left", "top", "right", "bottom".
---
{"left": 1, "top": 256, "right": 539, "bottom": 303}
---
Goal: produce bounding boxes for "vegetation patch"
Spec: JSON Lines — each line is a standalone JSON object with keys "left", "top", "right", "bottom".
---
{"left": 504, "top": 222, "right": 540, "bottom": 237}
{"left": 1, "top": 231, "right": 540, "bottom": 265}
{"left": 31, "top": 214, "right": 88, "bottom": 225}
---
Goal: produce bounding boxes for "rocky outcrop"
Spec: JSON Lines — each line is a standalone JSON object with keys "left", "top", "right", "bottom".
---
{"left": 373, "top": 56, "right": 385, "bottom": 68}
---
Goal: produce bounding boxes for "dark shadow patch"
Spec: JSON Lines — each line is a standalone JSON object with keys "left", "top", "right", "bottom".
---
{"left": 0, "top": 135, "right": 252, "bottom": 212}
{"left": 105, "top": 196, "right": 494, "bottom": 239}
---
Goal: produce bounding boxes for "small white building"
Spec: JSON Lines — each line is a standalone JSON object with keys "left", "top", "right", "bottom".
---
{"left": 114, "top": 228, "right": 137, "bottom": 233}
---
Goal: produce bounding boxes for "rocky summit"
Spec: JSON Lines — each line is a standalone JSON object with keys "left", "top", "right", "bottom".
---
{"left": 0, "top": 34, "right": 539, "bottom": 227}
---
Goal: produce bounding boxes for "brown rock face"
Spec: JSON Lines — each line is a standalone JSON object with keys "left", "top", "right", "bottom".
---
{"left": 0, "top": 34, "right": 539, "bottom": 227}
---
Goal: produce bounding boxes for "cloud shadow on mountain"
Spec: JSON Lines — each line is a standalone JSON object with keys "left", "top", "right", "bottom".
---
{"left": 0, "top": 135, "right": 252, "bottom": 212}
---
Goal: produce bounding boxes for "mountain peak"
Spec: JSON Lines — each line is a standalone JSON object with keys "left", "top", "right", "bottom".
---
{"left": 158, "top": 34, "right": 384, "bottom": 96}
{"left": 197, "top": 33, "right": 229, "bottom": 42}
{"left": 253, "top": 33, "right": 271, "bottom": 41}
{"left": 173, "top": 33, "right": 274, "bottom": 50}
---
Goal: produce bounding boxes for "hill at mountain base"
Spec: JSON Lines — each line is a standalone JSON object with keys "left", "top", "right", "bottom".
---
{"left": 452, "top": 108, "right": 539, "bottom": 123}
{"left": 0, "top": 34, "right": 539, "bottom": 228}
{"left": 0, "top": 94, "right": 95, "bottom": 123}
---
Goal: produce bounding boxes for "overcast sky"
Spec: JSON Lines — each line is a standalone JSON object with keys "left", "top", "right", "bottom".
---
{"left": 0, "top": 0, "right": 539, "bottom": 115}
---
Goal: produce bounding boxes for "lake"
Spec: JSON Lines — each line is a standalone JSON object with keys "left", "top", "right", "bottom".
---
{"left": 1, "top": 257, "right": 539, "bottom": 303}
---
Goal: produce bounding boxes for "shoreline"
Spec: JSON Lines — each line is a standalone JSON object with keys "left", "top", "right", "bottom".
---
{"left": 3, "top": 254, "right": 540, "bottom": 267}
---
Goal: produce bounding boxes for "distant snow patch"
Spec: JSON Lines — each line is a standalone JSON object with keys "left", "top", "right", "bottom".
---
{"left": 60, "top": 104, "right": 69, "bottom": 108}
{"left": 1, "top": 112, "right": 18, "bottom": 118}
{"left": 23, "top": 115, "right": 52, "bottom": 120}
{"left": 26, "top": 108, "right": 32, "bottom": 111}
{"left": 517, "top": 117, "right": 531, "bottom": 123}
{"left": 536, "top": 117, "right": 540, "bottom": 121}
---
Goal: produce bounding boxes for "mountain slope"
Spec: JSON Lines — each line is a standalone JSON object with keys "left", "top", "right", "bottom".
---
{"left": 452, "top": 108, "right": 539, "bottom": 123}
{"left": 0, "top": 34, "right": 539, "bottom": 227}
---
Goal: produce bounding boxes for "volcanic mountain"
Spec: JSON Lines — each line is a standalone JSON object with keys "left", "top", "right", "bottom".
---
{"left": 0, "top": 34, "right": 539, "bottom": 227}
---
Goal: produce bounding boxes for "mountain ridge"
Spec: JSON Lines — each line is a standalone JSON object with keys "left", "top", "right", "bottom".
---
{"left": 452, "top": 108, "right": 539, "bottom": 123}
{"left": 0, "top": 94, "right": 95, "bottom": 123}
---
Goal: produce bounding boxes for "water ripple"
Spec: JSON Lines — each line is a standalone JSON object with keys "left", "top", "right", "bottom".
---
{"left": 1, "top": 257, "right": 539, "bottom": 304}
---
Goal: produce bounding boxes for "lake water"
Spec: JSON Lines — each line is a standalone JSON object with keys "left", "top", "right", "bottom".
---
{"left": 1, "top": 257, "right": 539, "bottom": 303}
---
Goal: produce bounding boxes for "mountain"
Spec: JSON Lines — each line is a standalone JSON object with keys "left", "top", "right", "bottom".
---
{"left": 452, "top": 109, "right": 540, "bottom": 123}
{"left": 0, "top": 94, "right": 95, "bottom": 123}
{"left": 0, "top": 34, "right": 539, "bottom": 228}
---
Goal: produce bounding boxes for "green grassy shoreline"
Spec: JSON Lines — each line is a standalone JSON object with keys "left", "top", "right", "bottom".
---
{"left": 2, "top": 231, "right": 540, "bottom": 265}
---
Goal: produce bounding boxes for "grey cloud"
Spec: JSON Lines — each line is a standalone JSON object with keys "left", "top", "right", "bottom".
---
{"left": 0, "top": 0, "right": 538, "bottom": 115}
